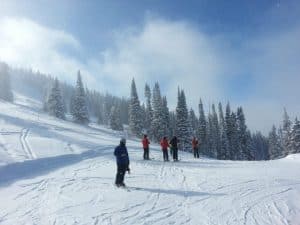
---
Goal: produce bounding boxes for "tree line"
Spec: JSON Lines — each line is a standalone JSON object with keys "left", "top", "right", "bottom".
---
{"left": 128, "top": 79, "right": 300, "bottom": 160}
{"left": 0, "top": 61, "right": 299, "bottom": 160}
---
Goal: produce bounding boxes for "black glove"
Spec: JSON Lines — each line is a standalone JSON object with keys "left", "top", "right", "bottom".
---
{"left": 127, "top": 167, "right": 131, "bottom": 174}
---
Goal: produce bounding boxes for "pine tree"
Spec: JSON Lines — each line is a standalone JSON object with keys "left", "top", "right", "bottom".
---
{"left": 230, "top": 112, "right": 239, "bottom": 160}
{"left": 218, "top": 102, "right": 229, "bottom": 160}
{"left": 282, "top": 108, "right": 292, "bottom": 155}
{"left": 245, "top": 130, "right": 255, "bottom": 160}
{"left": 288, "top": 118, "right": 300, "bottom": 154}
{"left": 169, "top": 111, "right": 177, "bottom": 138}
{"left": 144, "top": 84, "right": 153, "bottom": 137}
{"left": 71, "top": 71, "right": 89, "bottom": 124}
{"left": 109, "top": 105, "right": 123, "bottom": 131}
{"left": 151, "top": 82, "right": 164, "bottom": 141}
{"left": 207, "top": 112, "right": 217, "bottom": 157}
{"left": 189, "top": 108, "right": 198, "bottom": 137}
{"left": 47, "top": 78, "right": 65, "bottom": 119}
{"left": 176, "top": 88, "right": 191, "bottom": 151}
{"left": 225, "top": 103, "right": 233, "bottom": 159}
{"left": 0, "top": 62, "right": 13, "bottom": 102}
{"left": 102, "top": 94, "right": 111, "bottom": 125}
{"left": 162, "top": 96, "right": 170, "bottom": 137}
{"left": 129, "top": 78, "right": 143, "bottom": 137}
{"left": 211, "top": 104, "right": 220, "bottom": 158}
{"left": 237, "top": 107, "right": 248, "bottom": 160}
{"left": 252, "top": 132, "right": 269, "bottom": 160}
{"left": 268, "top": 125, "right": 284, "bottom": 159}
{"left": 197, "top": 99, "right": 207, "bottom": 155}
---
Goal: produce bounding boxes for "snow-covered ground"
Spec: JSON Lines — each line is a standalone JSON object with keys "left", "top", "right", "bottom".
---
{"left": 0, "top": 94, "right": 299, "bottom": 225}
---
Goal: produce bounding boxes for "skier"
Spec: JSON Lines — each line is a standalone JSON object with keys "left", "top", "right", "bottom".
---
{"left": 142, "top": 134, "right": 150, "bottom": 160}
{"left": 160, "top": 136, "right": 169, "bottom": 161}
{"left": 114, "top": 138, "right": 130, "bottom": 187}
{"left": 192, "top": 137, "right": 200, "bottom": 158}
{"left": 170, "top": 136, "right": 179, "bottom": 161}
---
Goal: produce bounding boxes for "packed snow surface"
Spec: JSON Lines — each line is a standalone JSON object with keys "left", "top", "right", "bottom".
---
{"left": 0, "top": 95, "right": 299, "bottom": 225}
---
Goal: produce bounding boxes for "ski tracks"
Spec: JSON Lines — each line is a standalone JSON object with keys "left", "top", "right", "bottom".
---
{"left": 20, "top": 128, "right": 36, "bottom": 160}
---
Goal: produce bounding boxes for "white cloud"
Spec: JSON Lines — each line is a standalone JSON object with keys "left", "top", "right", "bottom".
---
{"left": 0, "top": 16, "right": 299, "bottom": 133}
{"left": 0, "top": 17, "right": 98, "bottom": 87}
{"left": 93, "top": 18, "right": 231, "bottom": 109}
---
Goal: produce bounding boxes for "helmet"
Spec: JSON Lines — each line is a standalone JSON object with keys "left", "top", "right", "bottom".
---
{"left": 120, "top": 138, "right": 126, "bottom": 145}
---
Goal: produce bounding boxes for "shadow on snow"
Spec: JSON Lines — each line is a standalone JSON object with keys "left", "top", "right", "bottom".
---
{"left": 0, "top": 146, "right": 114, "bottom": 188}
{"left": 128, "top": 186, "right": 225, "bottom": 197}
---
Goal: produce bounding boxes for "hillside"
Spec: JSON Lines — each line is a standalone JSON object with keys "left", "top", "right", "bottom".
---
{"left": 0, "top": 94, "right": 299, "bottom": 225}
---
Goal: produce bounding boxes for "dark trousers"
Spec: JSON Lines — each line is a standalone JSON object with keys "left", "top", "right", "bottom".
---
{"left": 173, "top": 148, "right": 178, "bottom": 161}
{"left": 193, "top": 147, "right": 199, "bottom": 158}
{"left": 115, "top": 164, "right": 127, "bottom": 185}
{"left": 143, "top": 148, "right": 149, "bottom": 160}
{"left": 162, "top": 149, "right": 169, "bottom": 161}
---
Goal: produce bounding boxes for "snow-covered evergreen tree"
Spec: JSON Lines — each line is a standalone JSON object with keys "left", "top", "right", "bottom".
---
{"left": 0, "top": 62, "right": 13, "bottom": 102}
{"left": 211, "top": 104, "right": 220, "bottom": 158}
{"left": 230, "top": 112, "right": 239, "bottom": 160}
{"left": 71, "top": 71, "right": 89, "bottom": 124}
{"left": 218, "top": 102, "right": 229, "bottom": 160}
{"left": 282, "top": 108, "right": 292, "bottom": 155}
{"left": 197, "top": 99, "right": 207, "bottom": 155}
{"left": 252, "top": 132, "right": 269, "bottom": 160}
{"left": 151, "top": 82, "right": 164, "bottom": 141}
{"left": 141, "top": 103, "right": 147, "bottom": 132}
{"left": 225, "top": 103, "right": 234, "bottom": 159}
{"left": 236, "top": 107, "right": 249, "bottom": 160}
{"left": 144, "top": 83, "right": 153, "bottom": 137}
{"left": 109, "top": 105, "right": 123, "bottom": 131}
{"left": 245, "top": 130, "right": 255, "bottom": 160}
{"left": 207, "top": 112, "right": 217, "bottom": 157}
{"left": 162, "top": 96, "right": 170, "bottom": 137}
{"left": 46, "top": 78, "right": 65, "bottom": 119}
{"left": 176, "top": 88, "right": 191, "bottom": 151}
{"left": 169, "top": 111, "right": 177, "bottom": 138}
{"left": 129, "top": 78, "right": 143, "bottom": 137}
{"left": 288, "top": 118, "right": 300, "bottom": 154}
{"left": 268, "top": 125, "right": 284, "bottom": 159}
{"left": 189, "top": 108, "right": 198, "bottom": 137}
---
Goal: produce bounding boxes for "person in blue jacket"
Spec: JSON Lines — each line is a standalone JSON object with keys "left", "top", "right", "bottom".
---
{"left": 114, "top": 138, "right": 130, "bottom": 187}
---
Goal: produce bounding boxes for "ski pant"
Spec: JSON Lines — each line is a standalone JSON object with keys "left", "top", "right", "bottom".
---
{"left": 162, "top": 149, "right": 169, "bottom": 161}
{"left": 172, "top": 147, "right": 178, "bottom": 161}
{"left": 115, "top": 164, "right": 128, "bottom": 185}
{"left": 143, "top": 147, "right": 149, "bottom": 160}
{"left": 193, "top": 147, "right": 199, "bottom": 158}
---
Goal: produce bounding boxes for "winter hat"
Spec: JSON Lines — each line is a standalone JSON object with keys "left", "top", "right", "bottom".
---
{"left": 120, "top": 137, "right": 126, "bottom": 145}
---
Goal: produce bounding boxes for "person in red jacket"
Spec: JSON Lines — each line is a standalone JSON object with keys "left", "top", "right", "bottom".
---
{"left": 160, "top": 136, "right": 169, "bottom": 161}
{"left": 142, "top": 134, "right": 150, "bottom": 160}
{"left": 192, "top": 137, "right": 200, "bottom": 158}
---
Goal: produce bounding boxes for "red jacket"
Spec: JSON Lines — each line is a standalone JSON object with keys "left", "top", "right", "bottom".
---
{"left": 160, "top": 139, "right": 169, "bottom": 150}
{"left": 142, "top": 138, "right": 150, "bottom": 148}
{"left": 192, "top": 138, "right": 199, "bottom": 149}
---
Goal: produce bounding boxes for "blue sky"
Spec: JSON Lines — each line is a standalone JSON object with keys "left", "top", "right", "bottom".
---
{"left": 0, "top": 0, "right": 299, "bottom": 133}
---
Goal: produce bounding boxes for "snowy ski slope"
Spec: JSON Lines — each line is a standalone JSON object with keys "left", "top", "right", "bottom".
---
{"left": 0, "top": 94, "right": 299, "bottom": 225}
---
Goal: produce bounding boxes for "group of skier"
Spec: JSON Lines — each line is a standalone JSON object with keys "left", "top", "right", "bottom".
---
{"left": 114, "top": 135, "right": 201, "bottom": 187}
{"left": 143, "top": 134, "right": 200, "bottom": 162}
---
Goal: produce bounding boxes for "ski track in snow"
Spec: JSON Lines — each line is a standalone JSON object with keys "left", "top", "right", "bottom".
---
{"left": 20, "top": 128, "right": 36, "bottom": 159}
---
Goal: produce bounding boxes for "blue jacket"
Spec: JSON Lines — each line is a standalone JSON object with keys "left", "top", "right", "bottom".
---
{"left": 114, "top": 144, "right": 130, "bottom": 165}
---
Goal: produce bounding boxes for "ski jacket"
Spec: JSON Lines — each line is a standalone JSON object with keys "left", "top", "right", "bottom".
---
{"left": 142, "top": 138, "right": 150, "bottom": 149}
{"left": 192, "top": 139, "right": 199, "bottom": 149}
{"left": 114, "top": 144, "right": 130, "bottom": 165}
{"left": 170, "top": 137, "right": 178, "bottom": 149}
{"left": 160, "top": 139, "right": 169, "bottom": 150}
